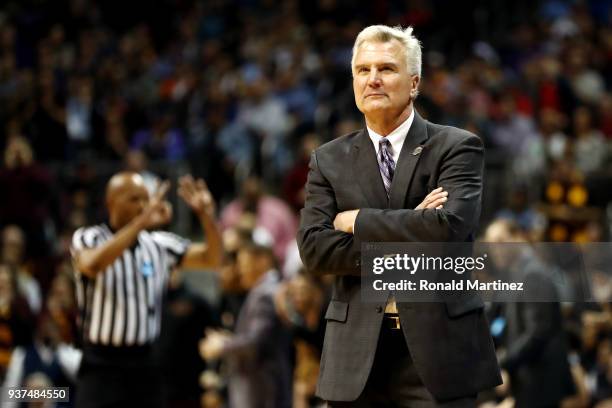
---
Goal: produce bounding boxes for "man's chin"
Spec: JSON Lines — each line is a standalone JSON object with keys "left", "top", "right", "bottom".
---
{"left": 361, "top": 103, "right": 391, "bottom": 115}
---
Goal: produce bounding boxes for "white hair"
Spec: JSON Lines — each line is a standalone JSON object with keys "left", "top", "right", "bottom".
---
{"left": 351, "top": 25, "right": 422, "bottom": 78}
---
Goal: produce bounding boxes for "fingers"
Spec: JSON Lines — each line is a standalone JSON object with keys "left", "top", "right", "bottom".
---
{"left": 178, "top": 176, "right": 198, "bottom": 205}
{"left": 415, "top": 187, "right": 448, "bottom": 210}
{"left": 427, "top": 186, "right": 443, "bottom": 196}
{"left": 146, "top": 201, "right": 172, "bottom": 228}
{"left": 424, "top": 187, "right": 447, "bottom": 201}
{"left": 154, "top": 180, "right": 171, "bottom": 202}
{"left": 160, "top": 201, "right": 173, "bottom": 221}
{"left": 425, "top": 195, "right": 447, "bottom": 209}
{"left": 178, "top": 175, "right": 196, "bottom": 197}
{"left": 178, "top": 175, "right": 210, "bottom": 199}
{"left": 177, "top": 184, "right": 191, "bottom": 203}
{"left": 332, "top": 213, "right": 341, "bottom": 230}
{"left": 196, "top": 178, "right": 209, "bottom": 192}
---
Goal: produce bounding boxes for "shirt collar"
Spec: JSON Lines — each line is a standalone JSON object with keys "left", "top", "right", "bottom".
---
{"left": 366, "top": 108, "right": 415, "bottom": 156}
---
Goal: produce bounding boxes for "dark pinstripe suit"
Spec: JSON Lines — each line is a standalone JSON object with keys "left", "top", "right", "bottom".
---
{"left": 297, "top": 112, "right": 501, "bottom": 404}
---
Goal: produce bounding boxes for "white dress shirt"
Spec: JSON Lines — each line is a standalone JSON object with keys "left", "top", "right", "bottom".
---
{"left": 366, "top": 108, "right": 415, "bottom": 163}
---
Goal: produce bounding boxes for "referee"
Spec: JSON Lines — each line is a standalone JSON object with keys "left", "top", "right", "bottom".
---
{"left": 70, "top": 172, "right": 222, "bottom": 408}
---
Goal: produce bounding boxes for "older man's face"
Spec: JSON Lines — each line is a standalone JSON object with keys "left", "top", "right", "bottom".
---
{"left": 353, "top": 40, "right": 417, "bottom": 120}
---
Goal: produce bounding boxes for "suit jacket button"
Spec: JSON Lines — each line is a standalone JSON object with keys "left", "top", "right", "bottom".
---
{"left": 376, "top": 306, "right": 383, "bottom": 313}
{"left": 356, "top": 260, "right": 361, "bottom": 267}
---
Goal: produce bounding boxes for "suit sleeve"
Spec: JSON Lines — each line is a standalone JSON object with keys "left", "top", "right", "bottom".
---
{"left": 354, "top": 133, "right": 483, "bottom": 242}
{"left": 221, "top": 294, "right": 276, "bottom": 357}
{"left": 297, "top": 151, "right": 361, "bottom": 276}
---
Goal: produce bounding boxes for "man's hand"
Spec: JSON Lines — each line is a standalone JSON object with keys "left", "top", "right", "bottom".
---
{"left": 178, "top": 175, "right": 216, "bottom": 217}
{"left": 274, "top": 283, "right": 292, "bottom": 326}
{"left": 199, "top": 329, "right": 231, "bottom": 361}
{"left": 495, "top": 369, "right": 510, "bottom": 397}
{"left": 333, "top": 209, "right": 359, "bottom": 233}
{"left": 177, "top": 174, "right": 223, "bottom": 269}
{"left": 415, "top": 187, "right": 447, "bottom": 210}
{"left": 137, "top": 181, "right": 172, "bottom": 230}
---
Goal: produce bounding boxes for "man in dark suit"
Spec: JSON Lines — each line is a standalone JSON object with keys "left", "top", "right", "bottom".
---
{"left": 297, "top": 25, "right": 502, "bottom": 407}
{"left": 200, "top": 242, "right": 292, "bottom": 408}
{"left": 484, "top": 220, "right": 576, "bottom": 408}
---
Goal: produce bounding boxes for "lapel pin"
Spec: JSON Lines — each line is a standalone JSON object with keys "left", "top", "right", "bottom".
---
{"left": 412, "top": 146, "right": 423, "bottom": 156}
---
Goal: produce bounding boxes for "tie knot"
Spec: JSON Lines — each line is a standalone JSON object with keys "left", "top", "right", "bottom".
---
{"left": 379, "top": 138, "right": 393, "bottom": 154}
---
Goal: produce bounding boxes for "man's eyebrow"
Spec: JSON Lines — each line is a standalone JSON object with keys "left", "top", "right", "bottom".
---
{"left": 354, "top": 62, "right": 398, "bottom": 69}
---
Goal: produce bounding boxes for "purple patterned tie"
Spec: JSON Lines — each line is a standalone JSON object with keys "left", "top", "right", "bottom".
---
{"left": 378, "top": 138, "right": 395, "bottom": 197}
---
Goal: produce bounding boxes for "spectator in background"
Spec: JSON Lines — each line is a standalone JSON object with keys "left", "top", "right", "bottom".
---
{"left": 99, "top": 97, "right": 130, "bottom": 161}
{"left": 564, "top": 45, "right": 606, "bottom": 107}
{"left": 131, "top": 109, "right": 186, "bottom": 161}
{"left": 484, "top": 219, "right": 577, "bottom": 408}
{"left": 24, "top": 68, "right": 68, "bottom": 163}
{"left": 0, "top": 264, "right": 33, "bottom": 382}
{"left": 2, "top": 312, "right": 81, "bottom": 408}
{"left": 237, "top": 76, "right": 292, "bottom": 181}
{"left": 221, "top": 176, "right": 297, "bottom": 267}
{"left": 283, "top": 133, "right": 320, "bottom": 214}
{"left": 591, "top": 336, "right": 612, "bottom": 406}
{"left": 200, "top": 242, "right": 292, "bottom": 408}
{"left": 197, "top": 105, "right": 252, "bottom": 205}
{"left": 514, "top": 108, "right": 569, "bottom": 180}
{"left": 65, "top": 76, "right": 101, "bottom": 159}
{"left": 275, "top": 273, "right": 327, "bottom": 408}
{"left": 216, "top": 250, "right": 246, "bottom": 331}
{"left": 490, "top": 93, "right": 539, "bottom": 157}
{"left": 62, "top": 160, "right": 105, "bottom": 228}
{"left": 0, "top": 137, "right": 56, "bottom": 258}
{"left": 275, "top": 273, "right": 325, "bottom": 348}
{"left": 46, "top": 268, "right": 78, "bottom": 345}
{"left": 494, "top": 185, "right": 546, "bottom": 242}
{"left": 572, "top": 106, "right": 607, "bottom": 175}
{"left": 1, "top": 225, "right": 42, "bottom": 314}
{"left": 598, "top": 93, "right": 612, "bottom": 138}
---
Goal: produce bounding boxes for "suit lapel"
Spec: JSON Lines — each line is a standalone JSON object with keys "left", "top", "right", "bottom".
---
{"left": 389, "top": 111, "right": 429, "bottom": 209}
{"left": 352, "top": 129, "right": 389, "bottom": 209}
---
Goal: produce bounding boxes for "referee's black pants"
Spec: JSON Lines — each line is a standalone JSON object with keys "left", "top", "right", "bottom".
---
{"left": 75, "top": 345, "right": 164, "bottom": 408}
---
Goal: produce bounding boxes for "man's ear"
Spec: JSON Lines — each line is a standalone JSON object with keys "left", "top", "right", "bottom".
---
{"left": 411, "top": 75, "right": 420, "bottom": 98}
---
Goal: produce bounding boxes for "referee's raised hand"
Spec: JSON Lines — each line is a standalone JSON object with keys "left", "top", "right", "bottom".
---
{"left": 178, "top": 175, "right": 216, "bottom": 217}
{"left": 137, "top": 180, "right": 173, "bottom": 229}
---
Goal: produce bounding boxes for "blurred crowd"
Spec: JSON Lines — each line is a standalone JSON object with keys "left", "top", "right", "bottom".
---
{"left": 0, "top": 0, "right": 610, "bottom": 407}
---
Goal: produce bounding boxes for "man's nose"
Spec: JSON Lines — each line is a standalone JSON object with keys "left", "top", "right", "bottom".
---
{"left": 367, "top": 69, "right": 382, "bottom": 87}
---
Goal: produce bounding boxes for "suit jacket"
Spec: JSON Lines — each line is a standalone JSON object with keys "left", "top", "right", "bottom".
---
{"left": 297, "top": 111, "right": 502, "bottom": 402}
{"left": 223, "top": 271, "right": 292, "bottom": 408}
{"left": 499, "top": 252, "right": 575, "bottom": 408}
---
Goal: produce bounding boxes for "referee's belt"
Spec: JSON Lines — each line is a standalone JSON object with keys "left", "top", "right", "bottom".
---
{"left": 383, "top": 313, "right": 401, "bottom": 330}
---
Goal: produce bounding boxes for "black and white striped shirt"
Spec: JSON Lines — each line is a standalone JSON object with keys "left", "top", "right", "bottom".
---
{"left": 71, "top": 224, "right": 190, "bottom": 347}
